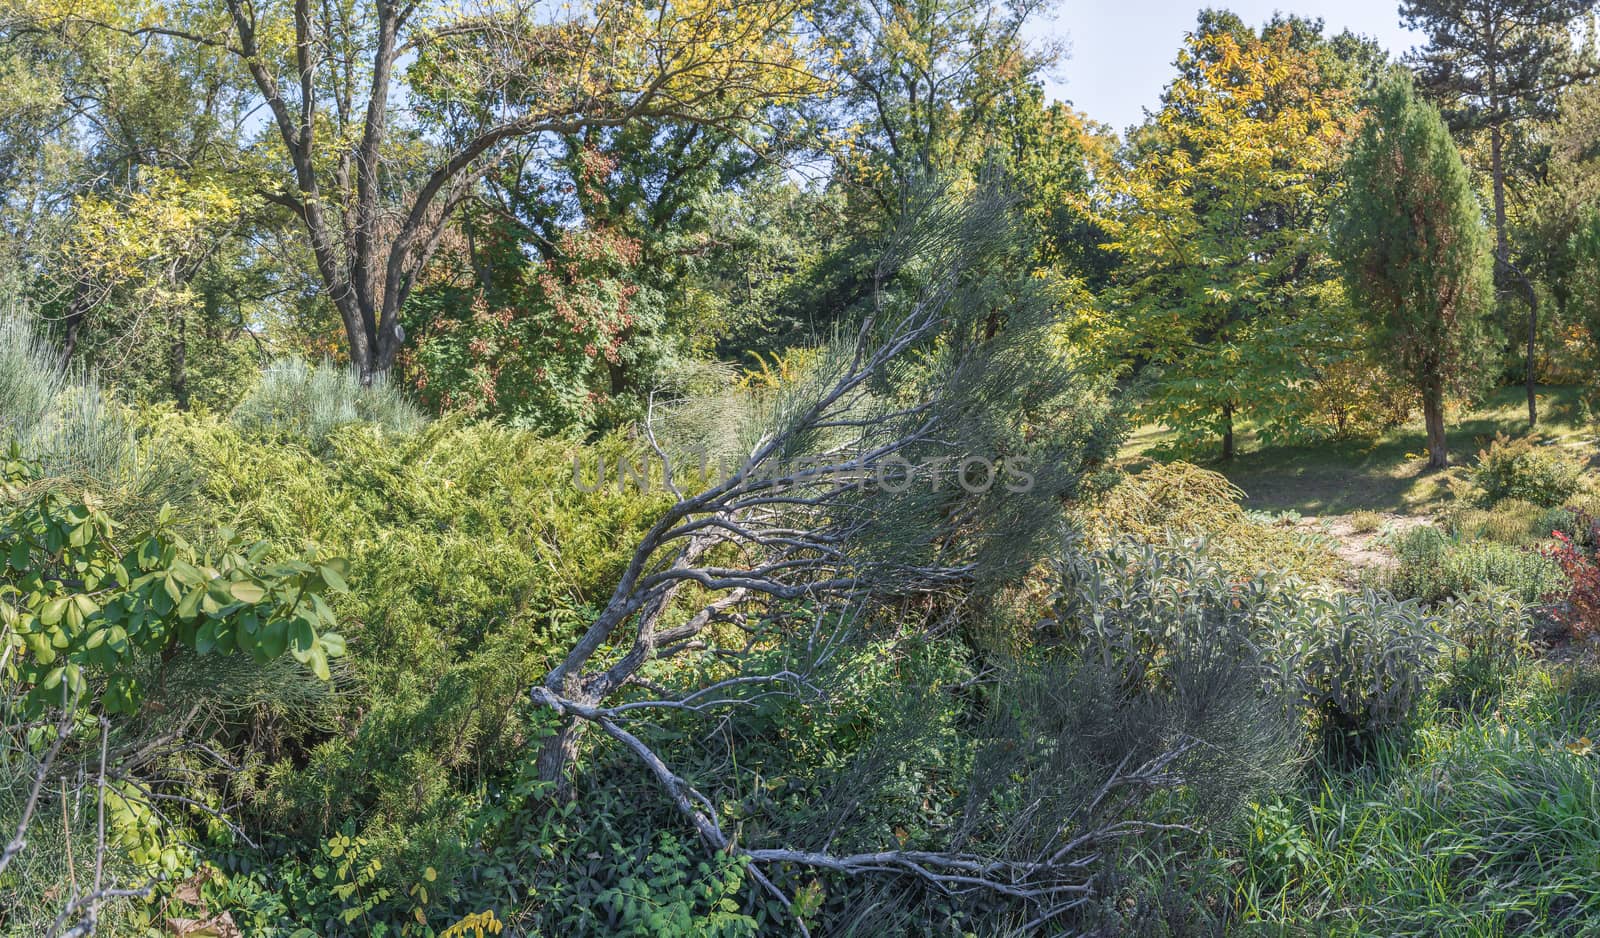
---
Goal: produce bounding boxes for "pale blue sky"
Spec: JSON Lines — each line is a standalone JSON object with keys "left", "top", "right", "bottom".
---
{"left": 1029, "top": 1, "right": 1421, "bottom": 134}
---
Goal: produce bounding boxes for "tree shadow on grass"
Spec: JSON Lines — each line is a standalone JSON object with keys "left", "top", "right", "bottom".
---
{"left": 1148, "top": 386, "right": 1596, "bottom": 517}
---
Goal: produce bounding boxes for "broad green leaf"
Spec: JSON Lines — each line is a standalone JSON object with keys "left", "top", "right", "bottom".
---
{"left": 39, "top": 597, "right": 68, "bottom": 627}
{"left": 229, "top": 580, "right": 268, "bottom": 604}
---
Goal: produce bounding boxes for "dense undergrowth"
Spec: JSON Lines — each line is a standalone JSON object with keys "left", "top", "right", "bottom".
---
{"left": 7, "top": 338, "right": 1600, "bottom": 937}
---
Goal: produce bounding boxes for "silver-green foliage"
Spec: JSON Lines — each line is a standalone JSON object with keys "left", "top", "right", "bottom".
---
{"left": 1051, "top": 540, "right": 1304, "bottom": 812}
{"left": 232, "top": 358, "right": 425, "bottom": 448}
{"left": 1285, "top": 590, "right": 1445, "bottom": 748}
{"left": 0, "top": 297, "right": 67, "bottom": 442}
{"left": 1058, "top": 537, "right": 1448, "bottom": 757}
{"left": 1437, "top": 588, "right": 1532, "bottom": 709}
{"left": 0, "top": 288, "right": 162, "bottom": 502}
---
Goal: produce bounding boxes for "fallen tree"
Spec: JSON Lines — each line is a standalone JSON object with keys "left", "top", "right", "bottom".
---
{"left": 526, "top": 186, "right": 1190, "bottom": 929}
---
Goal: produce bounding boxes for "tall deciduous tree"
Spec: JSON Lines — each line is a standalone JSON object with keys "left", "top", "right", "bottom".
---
{"left": 1099, "top": 19, "right": 1366, "bottom": 459}
{"left": 33, "top": 0, "right": 825, "bottom": 383}
{"left": 0, "top": 5, "right": 282, "bottom": 405}
{"left": 1335, "top": 75, "right": 1496, "bottom": 470}
{"left": 819, "top": 0, "right": 1054, "bottom": 225}
{"left": 1401, "top": 0, "right": 1597, "bottom": 425}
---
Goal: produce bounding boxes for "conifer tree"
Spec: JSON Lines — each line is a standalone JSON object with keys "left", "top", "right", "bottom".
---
{"left": 1334, "top": 75, "right": 1496, "bottom": 470}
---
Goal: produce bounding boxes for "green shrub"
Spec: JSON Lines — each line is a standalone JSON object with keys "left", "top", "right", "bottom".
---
{"left": 1543, "top": 502, "right": 1600, "bottom": 547}
{"left": 1053, "top": 542, "right": 1303, "bottom": 778}
{"left": 0, "top": 457, "right": 349, "bottom": 933}
{"left": 1467, "top": 434, "right": 1585, "bottom": 508}
{"left": 232, "top": 358, "right": 425, "bottom": 447}
{"left": 1088, "top": 462, "right": 1342, "bottom": 583}
{"left": 145, "top": 414, "right": 669, "bottom": 925}
{"left": 1437, "top": 589, "right": 1532, "bottom": 712}
{"left": 1384, "top": 526, "right": 1447, "bottom": 599}
{"left": 1289, "top": 590, "right": 1444, "bottom": 758}
{"left": 461, "top": 539, "right": 1306, "bottom": 937}
{"left": 1061, "top": 537, "right": 1447, "bottom": 761}
{"left": 1346, "top": 509, "right": 1384, "bottom": 534}
{"left": 1243, "top": 800, "right": 1317, "bottom": 892}
{"left": 1388, "top": 525, "right": 1564, "bottom": 604}
{"left": 1448, "top": 497, "right": 1550, "bottom": 545}
{"left": 1054, "top": 541, "right": 1305, "bottom": 757}
{"left": 1444, "top": 542, "right": 1563, "bottom": 604}
{"left": 988, "top": 541, "right": 1304, "bottom": 931}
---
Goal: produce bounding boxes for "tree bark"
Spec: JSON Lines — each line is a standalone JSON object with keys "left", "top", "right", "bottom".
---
{"left": 1490, "top": 124, "right": 1537, "bottom": 428}
{"left": 170, "top": 309, "right": 189, "bottom": 411}
{"left": 1422, "top": 384, "right": 1448, "bottom": 470}
{"left": 57, "top": 300, "right": 87, "bottom": 370}
{"left": 1221, "top": 402, "right": 1235, "bottom": 461}
{"left": 1527, "top": 290, "right": 1538, "bottom": 427}
{"left": 534, "top": 717, "right": 584, "bottom": 788}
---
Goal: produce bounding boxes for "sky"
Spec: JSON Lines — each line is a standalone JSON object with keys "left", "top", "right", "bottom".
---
{"left": 1030, "top": 1, "right": 1423, "bottom": 134}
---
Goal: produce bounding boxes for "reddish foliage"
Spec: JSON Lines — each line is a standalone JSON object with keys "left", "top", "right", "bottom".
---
{"left": 1543, "top": 529, "right": 1600, "bottom": 637}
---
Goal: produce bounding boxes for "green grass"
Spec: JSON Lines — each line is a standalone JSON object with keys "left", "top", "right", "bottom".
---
{"left": 1234, "top": 664, "right": 1600, "bottom": 937}
{"left": 1121, "top": 390, "right": 1600, "bottom": 935}
{"left": 1125, "top": 386, "right": 1597, "bottom": 515}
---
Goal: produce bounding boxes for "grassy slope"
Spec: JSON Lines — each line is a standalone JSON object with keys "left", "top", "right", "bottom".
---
{"left": 1172, "top": 391, "right": 1600, "bottom": 934}
{"left": 1125, "top": 385, "right": 1597, "bottom": 516}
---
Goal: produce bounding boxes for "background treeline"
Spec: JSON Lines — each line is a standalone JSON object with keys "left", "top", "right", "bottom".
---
{"left": 6, "top": 1, "right": 1600, "bottom": 937}
{"left": 2, "top": 2, "right": 1599, "bottom": 457}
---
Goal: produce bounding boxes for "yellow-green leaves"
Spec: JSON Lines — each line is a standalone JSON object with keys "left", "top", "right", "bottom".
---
{"left": 0, "top": 462, "right": 350, "bottom": 717}
{"left": 67, "top": 164, "right": 254, "bottom": 300}
{"left": 1095, "top": 22, "right": 1367, "bottom": 454}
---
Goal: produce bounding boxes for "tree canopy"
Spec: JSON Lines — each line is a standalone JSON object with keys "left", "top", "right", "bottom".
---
{"left": 1095, "top": 18, "right": 1367, "bottom": 457}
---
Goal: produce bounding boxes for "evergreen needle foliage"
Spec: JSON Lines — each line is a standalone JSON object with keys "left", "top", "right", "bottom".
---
{"left": 1334, "top": 72, "right": 1497, "bottom": 469}
{"left": 0, "top": 286, "right": 177, "bottom": 513}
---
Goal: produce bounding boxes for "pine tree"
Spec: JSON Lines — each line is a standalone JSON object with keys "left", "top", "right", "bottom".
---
{"left": 1401, "top": 0, "right": 1598, "bottom": 426}
{"left": 1334, "top": 75, "right": 1496, "bottom": 470}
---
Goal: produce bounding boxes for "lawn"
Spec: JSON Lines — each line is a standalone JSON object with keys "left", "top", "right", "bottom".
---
{"left": 1124, "top": 385, "right": 1599, "bottom": 516}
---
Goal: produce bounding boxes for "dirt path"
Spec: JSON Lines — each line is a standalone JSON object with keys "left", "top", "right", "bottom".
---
{"left": 1293, "top": 513, "right": 1431, "bottom": 576}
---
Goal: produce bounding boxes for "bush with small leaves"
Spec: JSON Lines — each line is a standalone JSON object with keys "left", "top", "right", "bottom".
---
{"left": 1437, "top": 589, "right": 1532, "bottom": 711}
{"left": 1386, "top": 526, "right": 1451, "bottom": 601}
{"left": 1541, "top": 505, "right": 1597, "bottom": 547}
{"left": 1445, "top": 542, "right": 1564, "bottom": 604}
{"left": 1054, "top": 539, "right": 1290, "bottom": 694}
{"left": 143, "top": 413, "right": 671, "bottom": 927}
{"left": 1448, "top": 498, "right": 1551, "bottom": 546}
{"left": 1467, "top": 434, "right": 1586, "bottom": 508}
{"left": 0, "top": 450, "right": 350, "bottom": 923}
{"left": 1542, "top": 531, "right": 1600, "bottom": 638}
{"left": 1389, "top": 525, "right": 1564, "bottom": 604}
